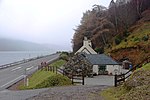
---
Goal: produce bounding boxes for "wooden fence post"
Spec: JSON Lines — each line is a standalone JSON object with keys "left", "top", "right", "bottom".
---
{"left": 82, "top": 74, "right": 84, "bottom": 85}
{"left": 56, "top": 67, "right": 57, "bottom": 74}
{"left": 62, "top": 69, "right": 64, "bottom": 76}
{"left": 123, "top": 74, "right": 125, "bottom": 82}
{"left": 53, "top": 66, "right": 54, "bottom": 72}
{"left": 71, "top": 71, "right": 74, "bottom": 84}
{"left": 114, "top": 74, "right": 117, "bottom": 87}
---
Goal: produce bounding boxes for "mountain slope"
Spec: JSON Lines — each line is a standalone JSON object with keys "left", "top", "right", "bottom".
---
{"left": 107, "top": 21, "right": 150, "bottom": 65}
{"left": 0, "top": 38, "right": 52, "bottom": 51}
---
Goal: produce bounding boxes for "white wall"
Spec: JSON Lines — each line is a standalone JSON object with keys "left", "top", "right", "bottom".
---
{"left": 106, "top": 65, "right": 123, "bottom": 75}
{"left": 93, "top": 65, "right": 99, "bottom": 75}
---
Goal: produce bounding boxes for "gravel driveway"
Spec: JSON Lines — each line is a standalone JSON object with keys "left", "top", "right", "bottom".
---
{"left": 27, "top": 85, "right": 108, "bottom": 100}
{"left": 85, "top": 75, "right": 114, "bottom": 86}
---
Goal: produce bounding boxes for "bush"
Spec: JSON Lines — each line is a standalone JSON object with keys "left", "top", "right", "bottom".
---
{"left": 142, "top": 35, "right": 149, "bottom": 41}
{"left": 134, "top": 37, "right": 140, "bottom": 42}
{"left": 35, "top": 74, "right": 72, "bottom": 88}
{"left": 123, "top": 31, "right": 130, "bottom": 37}
{"left": 115, "top": 36, "right": 122, "bottom": 45}
{"left": 124, "top": 39, "right": 128, "bottom": 42}
{"left": 95, "top": 47, "right": 104, "bottom": 54}
{"left": 131, "top": 36, "right": 134, "bottom": 38}
{"left": 60, "top": 54, "right": 69, "bottom": 61}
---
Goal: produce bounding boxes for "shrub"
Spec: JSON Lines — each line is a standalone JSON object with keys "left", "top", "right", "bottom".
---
{"left": 123, "top": 31, "right": 130, "bottom": 37}
{"left": 115, "top": 36, "right": 122, "bottom": 45}
{"left": 142, "top": 35, "right": 149, "bottom": 41}
{"left": 131, "top": 36, "right": 134, "bottom": 38}
{"left": 95, "top": 47, "right": 104, "bottom": 54}
{"left": 35, "top": 74, "right": 72, "bottom": 88}
{"left": 124, "top": 39, "right": 128, "bottom": 42}
{"left": 60, "top": 54, "right": 69, "bottom": 61}
{"left": 134, "top": 37, "right": 140, "bottom": 42}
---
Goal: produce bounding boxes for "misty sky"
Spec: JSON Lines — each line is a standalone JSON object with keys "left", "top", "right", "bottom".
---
{"left": 0, "top": 0, "right": 111, "bottom": 50}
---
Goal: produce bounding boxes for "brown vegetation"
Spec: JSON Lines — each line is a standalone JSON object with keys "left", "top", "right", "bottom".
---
{"left": 72, "top": 0, "right": 150, "bottom": 66}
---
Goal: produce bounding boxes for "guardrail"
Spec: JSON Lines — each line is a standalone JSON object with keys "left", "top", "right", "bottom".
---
{"left": 0, "top": 54, "right": 52, "bottom": 70}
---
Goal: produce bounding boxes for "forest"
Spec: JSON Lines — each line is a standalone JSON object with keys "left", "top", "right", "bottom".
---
{"left": 72, "top": 0, "right": 150, "bottom": 65}
{"left": 72, "top": 0, "right": 150, "bottom": 54}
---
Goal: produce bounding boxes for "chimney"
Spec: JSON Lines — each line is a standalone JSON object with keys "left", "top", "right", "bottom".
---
{"left": 83, "top": 37, "right": 92, "bottom": 47}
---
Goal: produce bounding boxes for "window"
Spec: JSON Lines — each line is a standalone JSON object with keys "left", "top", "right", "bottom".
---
{"left": 99, "top": 65, "right": 106, "bottom": 71}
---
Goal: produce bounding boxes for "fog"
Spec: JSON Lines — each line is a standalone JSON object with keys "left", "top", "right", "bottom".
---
{"left": 0, "top": 0, "right": 111, "bottom": 51}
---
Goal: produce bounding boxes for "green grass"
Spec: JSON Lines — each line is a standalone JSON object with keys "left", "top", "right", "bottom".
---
{"left": 35, "top": 74, "right": 72, "bottom": 88}
{"left": 101, "top": 86, "right": 128, "bottom": 100}
{"left": 101, "top": 63, "right": 150, "bottom": 100}
{"left": 50, "top": 59, "right": 66, "bottom": 68}
{"left": 19, "top": 70, "right": 72, "bottom": 90}
{"left": 142, "top": 63, "right": 150, "bottom": 70}
{"left": 19, "top": 70, "right": 55, "bottom": 90}
{"left": 111, "top": 22, "right": 150, "bottom": 51}
{"left": 19, "top": 56, "right": 70, "bottom": 90}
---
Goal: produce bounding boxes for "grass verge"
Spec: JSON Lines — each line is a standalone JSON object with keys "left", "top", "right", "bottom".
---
{"left": 19, "top": 70, "right": 71, "bottom": 90}
{"left": 50, "top": 59, "right": 66, "bottom": 68}
{"left": 101, "top": 63, "right": 150, "bottom": 100}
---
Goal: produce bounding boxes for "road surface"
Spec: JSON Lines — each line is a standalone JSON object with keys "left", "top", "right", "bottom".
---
{"left": 0, "top": 53, "right": 60, "bottom": 90}
{"left": 0, "top": 85, "right": 108, "bottom": 100}
{"left": 0, "top": 53, "right": 113, "bottom": 100}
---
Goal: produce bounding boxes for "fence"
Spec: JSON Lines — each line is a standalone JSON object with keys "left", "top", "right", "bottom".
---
{"left": 41, "top": 65, "right": 85, "bottom": 85}
{"left": 56, "top": 67, "right": 84, "bottom": 85}
{"left": 114, "top": 56, "right": 150, "bottom": 87}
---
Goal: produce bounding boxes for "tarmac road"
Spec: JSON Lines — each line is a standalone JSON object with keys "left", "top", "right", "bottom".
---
{"left": 0, "top": 53, "right": 60, "bottom": 90}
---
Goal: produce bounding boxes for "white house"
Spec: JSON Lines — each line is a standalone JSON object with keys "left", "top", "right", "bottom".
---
{"left": 75, "top": 37, "right": 97, "bottom": 55}
{"left": 80, "top": 53, "right": 122, "bottom": 75}
{"left": 75, "top": 37, "right": 122, "bottom": 75}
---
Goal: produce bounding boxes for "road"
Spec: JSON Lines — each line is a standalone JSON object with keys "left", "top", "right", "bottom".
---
{"left": 0, "top": 53, "right": 60, "bottom": 90}
{"left": 0, "top": 53, "right": 113, "bottom": 100}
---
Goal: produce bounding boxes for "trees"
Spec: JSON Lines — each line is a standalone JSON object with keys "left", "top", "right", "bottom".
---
{"left": 72, "top": 0, "right": 150, "bottom": 53}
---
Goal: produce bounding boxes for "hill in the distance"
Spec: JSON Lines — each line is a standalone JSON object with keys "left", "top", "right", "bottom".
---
{"left": 0, "top": 38, "right": 64, "bottom": 51}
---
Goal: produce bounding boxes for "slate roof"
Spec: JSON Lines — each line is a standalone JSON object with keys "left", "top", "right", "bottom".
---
{"left": 81, "top": 53, "right": 119, "bottom": 65}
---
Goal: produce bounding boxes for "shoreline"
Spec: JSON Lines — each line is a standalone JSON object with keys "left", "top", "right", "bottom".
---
{"left": 0, "top": 52, "right": 57, "bottom": 70}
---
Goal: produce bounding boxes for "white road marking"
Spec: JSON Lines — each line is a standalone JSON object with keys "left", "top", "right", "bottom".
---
{"left": 0, "top": 75, "right": 24, "bottom": 88}
{"left": 26, "top": 66, "right": 34, "bottom": 71}
{"left": 11, "top": 67, "right": 22, "bottom": 71}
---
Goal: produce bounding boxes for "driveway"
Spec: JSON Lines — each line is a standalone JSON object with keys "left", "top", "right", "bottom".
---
{"left": 85, "top": 75, "right": 114, "bottom": 86}
{"left": 27, "top": 85, "right": 108, "bottom": 100}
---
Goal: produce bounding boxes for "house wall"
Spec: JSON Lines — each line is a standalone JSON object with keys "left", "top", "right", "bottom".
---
{"left": 81, "top": 48, "right": 91, "bottom": 54}
{"left": 106, "top": 65, "right": 123, "bottom": 75}
{"left": 93, "top": 65, "right": 99, "bottom": 75}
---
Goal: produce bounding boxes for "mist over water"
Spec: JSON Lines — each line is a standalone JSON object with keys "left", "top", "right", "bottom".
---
{"left": 0, "top": 51, "right": 54, "bottom": 65}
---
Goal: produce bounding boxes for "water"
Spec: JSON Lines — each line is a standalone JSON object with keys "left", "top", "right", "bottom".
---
{"left": 0, "top": 51, "right": 54, "bottom": 66}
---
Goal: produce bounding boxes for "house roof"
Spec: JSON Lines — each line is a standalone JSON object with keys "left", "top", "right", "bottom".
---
{"left": 80, "top": 53, "right": 119, "bottom": 65}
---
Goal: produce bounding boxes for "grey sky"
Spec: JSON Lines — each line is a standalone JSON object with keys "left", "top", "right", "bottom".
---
{"left": 0, "top": 0, "right": 111, "bottom": 50}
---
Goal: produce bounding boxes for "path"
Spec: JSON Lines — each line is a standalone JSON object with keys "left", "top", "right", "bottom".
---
{"left": 85, "top": 75, "right": 114, "bottom": 86}
{"left": 27, "top": 85, "right": 108, "bottom": 100}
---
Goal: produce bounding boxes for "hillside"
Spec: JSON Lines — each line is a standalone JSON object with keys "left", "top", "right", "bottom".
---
{"left": 101, "top": 63, "right": 150, "bottom": 100}
{"left": 72, "top": 0, "right": 150, "bottom": 66}
{"left": 0, "top": 38, "right": 51, "bottom": 51}
{"left": 107, "top": 21, "right": 150, "bottom": 65}
{"left": 0, "top": 38, "right": 65, "bottom": 51}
